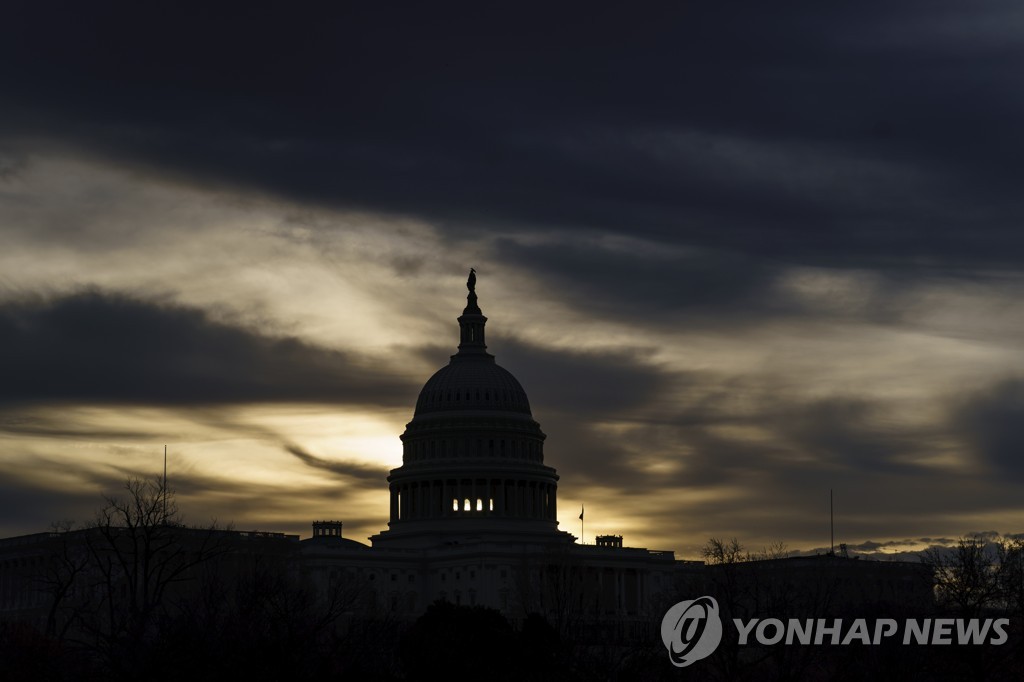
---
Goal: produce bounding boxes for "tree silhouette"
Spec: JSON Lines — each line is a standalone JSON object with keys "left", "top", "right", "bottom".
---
{"left": 39, "top": 475, "right": 230, "bottom": 678}
{"left": 921, "top": 535, "right": 1000, "bottom": 618}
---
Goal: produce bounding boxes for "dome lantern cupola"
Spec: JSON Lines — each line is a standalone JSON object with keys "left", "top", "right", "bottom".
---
{"left": 456, "top": 267, "right": 490, "bottom": 358}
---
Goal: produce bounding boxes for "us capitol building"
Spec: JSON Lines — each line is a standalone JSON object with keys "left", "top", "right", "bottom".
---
{"left": 0, "top": 273, "right": 929, "bottom": 634}
{"left": 300, "top": 271, "right": 682, "bottom": 620}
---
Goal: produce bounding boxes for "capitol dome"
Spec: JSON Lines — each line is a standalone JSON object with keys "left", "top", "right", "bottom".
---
{"left": 371, "top": 271, "right": 570, "bottom": 548}
{"left": 414, "top": 356, "right": 532, "bottom": 416}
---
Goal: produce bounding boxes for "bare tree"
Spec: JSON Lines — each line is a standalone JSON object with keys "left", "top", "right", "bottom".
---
{"left": 921, "top": 535, "right": 1001, "bottom": 618}
{"left": 702, "top": 537, "right": 746, "bottom": 565}
{"left": 42, "top": 475, "right": 230, "bottom": 676}
{"left": 699, "top": 537, "right": 833, "bottom": 680}
{"left": 752, "top": 540, "right": 790, "bottom": 561}
{"left": 996, "top": 537, "right": 1024, "bottom": 619}
{"left": 38, "top": 520, "right": 90, "bottom": 642}
{"left": 701, "top": 537, "right": 789, "bottom": 564}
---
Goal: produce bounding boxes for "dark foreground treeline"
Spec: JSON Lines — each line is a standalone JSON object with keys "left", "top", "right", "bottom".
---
{"left": 6, "top": 595, "right": 643, "bottom": 682}
{"left": 2, "top": 582, "right": 1023, "bottom": 682}
{"left": 2, "top": 480, "right": 1023, "bottom": 681}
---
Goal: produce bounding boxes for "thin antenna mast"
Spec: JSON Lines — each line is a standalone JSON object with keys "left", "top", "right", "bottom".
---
{"left": 163, "top": 444, "right": 168, "bottom": 523}
{"left": 830, "top": 488, "right": 834, "bottom": 555}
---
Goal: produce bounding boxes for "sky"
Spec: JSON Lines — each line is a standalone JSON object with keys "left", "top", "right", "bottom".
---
{"left": 2, "top": 2, "right": 1024, "bottom": 559}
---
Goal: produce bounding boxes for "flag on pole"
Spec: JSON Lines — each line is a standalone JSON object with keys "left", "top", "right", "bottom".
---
{"left": 579, "top": 505, "right": 584, "bottom": 520}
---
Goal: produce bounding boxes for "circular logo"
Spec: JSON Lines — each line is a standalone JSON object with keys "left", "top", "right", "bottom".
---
{"left": 660, "top": 596, "right": 723, "bottom": 667}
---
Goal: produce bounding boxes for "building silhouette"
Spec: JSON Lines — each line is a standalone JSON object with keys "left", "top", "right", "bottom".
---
{"left": 0, "top": 273, "right": 939, "bottom": 672}
{"left": 300, "top": 274, "right": 684, "bottom": 622}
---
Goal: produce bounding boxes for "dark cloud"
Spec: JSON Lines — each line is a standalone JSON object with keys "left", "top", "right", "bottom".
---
{"left": 773, "top": 397, "right": 929, "bottom": 475}
{"left": 546, "top": 378, "right": 1024, "bottom": 551}
{"left": 0, "top": 411, "right": 158, "bottom": 440}
{"left": 489, "top": 238, "right": 967, "bottom": 329}
{"left": 497, "top": 338, "right": 675, "bottom": 417}
{"left": 3, "top": 3, "right": 1024, "bottom": 273}
{"left": 284, "top": 444, "right": 389, "bottom": 485}
{"left": 0, "top": 290, "right": 419, "bottom": 407}
{"left": 951, "top": 378, "right": 1024, "bottom": 481}
{"left": 0, "top": 146, "right": 27, "bottom": 180}
{"left": 541, "top": 418, "right": 654, "bottom": 491}
{"left": 586, "top": 389, "right": 936, "bottom": 495}
{"left": 492, "top": 238, "right": 787, "bottom": 323}
{"left": 0, "top": 472, "right": 122, "bottom": 536}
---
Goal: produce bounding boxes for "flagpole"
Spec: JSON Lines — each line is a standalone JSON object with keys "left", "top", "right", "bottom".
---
{"left": 579, "top": 504, "right": 584, "bottom": 544}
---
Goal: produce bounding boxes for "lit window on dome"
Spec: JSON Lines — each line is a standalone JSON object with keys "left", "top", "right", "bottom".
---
{"left": 463, "top": 498, "right": 470, "bottom": 511}
{"left": 452, "top": 499, "right": 458, "bottom": 512}
{"left": 476, "top": 498, "right": 482, "bottom": 511}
